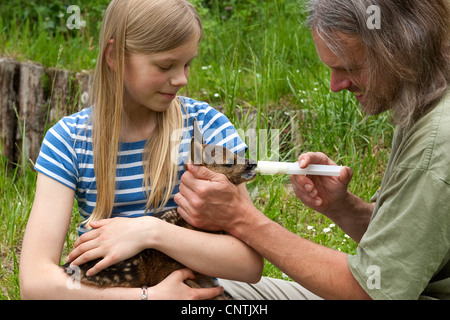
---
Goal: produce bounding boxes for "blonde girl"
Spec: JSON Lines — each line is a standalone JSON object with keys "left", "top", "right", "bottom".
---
{"left": 19, "top": 0, "right": 262, "bottom": 300}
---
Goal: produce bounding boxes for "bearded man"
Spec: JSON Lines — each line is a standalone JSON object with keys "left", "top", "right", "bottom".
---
{"left": 175, "top": 0, "right": 450, "bottom": 300}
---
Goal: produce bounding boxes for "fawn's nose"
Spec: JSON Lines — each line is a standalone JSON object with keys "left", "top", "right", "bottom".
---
{"left": 246, "top": 162, "right": 257, "bottom": 170}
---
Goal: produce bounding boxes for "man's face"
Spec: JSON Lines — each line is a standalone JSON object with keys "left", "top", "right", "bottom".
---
{"left": 312, "top": 31, "right": 390, "bottom": 115}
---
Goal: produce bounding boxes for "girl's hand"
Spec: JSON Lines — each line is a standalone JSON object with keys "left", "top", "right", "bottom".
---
{"left": 66, "top": 216, "right": 159, "bottom": 276}
{"left": 290, "top": 152, "right": 353, "bottom": 218}
{"left": 150, "top": 268, "right": 224, "bottom": 300}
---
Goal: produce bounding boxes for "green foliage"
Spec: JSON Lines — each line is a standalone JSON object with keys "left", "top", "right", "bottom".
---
{"left": 0, "top": 0, "right": 394, "bottom": 297}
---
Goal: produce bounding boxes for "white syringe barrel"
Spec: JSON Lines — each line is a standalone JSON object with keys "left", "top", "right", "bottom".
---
{"left": 256, "top": 161, "right": 342, "bottom": 176}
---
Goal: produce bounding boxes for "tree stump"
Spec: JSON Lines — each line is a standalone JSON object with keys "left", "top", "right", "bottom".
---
{"left": 0, "top": 58, "right": 96, "bottom": 166}
{"left": 15, "top": 62, "right": 46, "bottom": 167}
{"left": 46, "top": 68, "right": 73, "bottom": 124}
{"left": 76, "top": 71, "right": 94, "bottom": 109}
{"left": 0, "top": 58, "right": 20, "bottom": 165}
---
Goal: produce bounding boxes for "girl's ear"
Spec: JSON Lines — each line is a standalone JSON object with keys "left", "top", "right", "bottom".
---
{"left": 105, "top": 39, "right": 117, "bottom": 71}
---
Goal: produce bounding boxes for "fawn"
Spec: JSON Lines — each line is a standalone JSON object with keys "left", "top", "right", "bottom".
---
{"left": 62, "top": 120, "right": 257, "bottom": 299}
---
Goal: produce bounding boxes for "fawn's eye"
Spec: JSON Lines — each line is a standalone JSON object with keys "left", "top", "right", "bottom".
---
{"left": 223, "top": 163, "right": 234, "bottom": 168}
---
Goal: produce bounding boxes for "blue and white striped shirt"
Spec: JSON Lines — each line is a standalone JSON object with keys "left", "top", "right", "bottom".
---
{"left": 35, "top": 97, "right": 247, "bottom": 235}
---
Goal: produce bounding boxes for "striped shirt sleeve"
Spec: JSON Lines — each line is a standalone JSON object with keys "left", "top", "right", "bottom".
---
{"left": 35, "top": 118, "right": 80, "bottom": 191}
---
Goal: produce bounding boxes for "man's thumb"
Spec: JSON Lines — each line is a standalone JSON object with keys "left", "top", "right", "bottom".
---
{"left": 340, "top": 166, "right": 353, "bottom": 185}
{"left": 187, "top": 163, "right": 218, "bottom": 180}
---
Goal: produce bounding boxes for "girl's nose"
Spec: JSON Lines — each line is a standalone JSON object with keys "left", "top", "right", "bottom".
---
{"left": 170, "top": 68, "right": 189, "bottom": 88}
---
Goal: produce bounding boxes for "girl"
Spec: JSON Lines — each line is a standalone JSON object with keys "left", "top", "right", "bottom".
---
{"left": 19, "top": 0, "right": 263, "bottom": 300}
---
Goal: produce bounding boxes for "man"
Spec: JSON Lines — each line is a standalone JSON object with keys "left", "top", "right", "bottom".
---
{"left": 174, "top": 0, "right": 450, "bottom": 299}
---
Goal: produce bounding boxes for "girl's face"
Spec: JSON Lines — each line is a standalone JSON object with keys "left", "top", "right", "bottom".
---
{"left": 122, "top": 37, "right": 198, "bottom": 114}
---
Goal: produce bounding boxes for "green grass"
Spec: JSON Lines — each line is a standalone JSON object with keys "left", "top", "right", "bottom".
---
{"left": 0, "top": 0, "right": 394, "bottom": 299}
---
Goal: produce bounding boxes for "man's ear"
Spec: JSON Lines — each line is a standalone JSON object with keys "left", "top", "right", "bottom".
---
{"left": 190, "top": 118, "right": 204, "bottom": 165}
{"left": 105, "top": 39, "right": 117, "bottom": 71}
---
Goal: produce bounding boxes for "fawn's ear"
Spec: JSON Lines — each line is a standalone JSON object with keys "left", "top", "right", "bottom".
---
{"left": 190, "top": 118, "right": 204, "bottom": 165}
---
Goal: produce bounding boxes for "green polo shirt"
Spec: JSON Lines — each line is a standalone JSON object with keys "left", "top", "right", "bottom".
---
{"left": 348, "top": 90, "right": 450, "bottom": 300}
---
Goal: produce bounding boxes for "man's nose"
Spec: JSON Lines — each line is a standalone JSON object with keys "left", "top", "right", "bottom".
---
{"left": 329, "top": 69, "right": 353, "bottom": 93}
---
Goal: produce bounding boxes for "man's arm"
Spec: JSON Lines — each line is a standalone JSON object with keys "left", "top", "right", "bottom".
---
{"left": 231, "top": 201, "right": 371, "bottom": 300}
{"left": 175, "top": 164, "right": 371, "bottom": 300}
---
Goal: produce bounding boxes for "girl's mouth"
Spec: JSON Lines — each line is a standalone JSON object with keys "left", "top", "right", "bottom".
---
{"left": 160, "top": 92, "right": 177, "bottom": 100}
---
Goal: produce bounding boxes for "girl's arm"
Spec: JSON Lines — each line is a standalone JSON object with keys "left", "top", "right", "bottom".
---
{"left": 20, "top": 173, "right": 222, "bottom": 300}
{"left": 67, "top": 184, "right": 263, "bottom": 284}
{"left": 153, "top": 184, "right": 262, "bottom": 283}
{"left": 20, "top": 173, "right": 137, "bottom": 299}
{"left": 150, "top": 194, "right": 263, "bottom": 283}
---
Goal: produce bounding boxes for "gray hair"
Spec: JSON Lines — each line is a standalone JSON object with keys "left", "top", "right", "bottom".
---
{"left": 306, "top": 0, "right": 450, "bottom": 129}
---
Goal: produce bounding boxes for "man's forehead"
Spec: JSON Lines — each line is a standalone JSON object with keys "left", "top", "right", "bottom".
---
{"left": 312, "top": 30, "right": 365, "bottom": 69}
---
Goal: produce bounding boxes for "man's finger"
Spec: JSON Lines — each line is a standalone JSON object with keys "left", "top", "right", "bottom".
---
{"left": 187, "top": 163, "right": 224, "bottom": 181}
{"left": 298, "top": 152, "right": 336, "bottom": 167}
{"left": 177, "top": 181, "right": 195, "bottom": 199}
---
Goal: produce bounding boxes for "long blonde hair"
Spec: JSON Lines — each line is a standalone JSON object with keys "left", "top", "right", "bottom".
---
{"left": 87, "top": 0, "right": 202, "bottom": 226}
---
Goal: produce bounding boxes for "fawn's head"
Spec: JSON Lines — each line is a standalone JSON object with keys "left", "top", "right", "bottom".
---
{"left": 186, "top": 119, "right": 257, "bottom": 185}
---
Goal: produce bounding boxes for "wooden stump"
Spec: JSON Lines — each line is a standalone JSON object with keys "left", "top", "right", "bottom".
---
{"left": 15, "top": 62, "right": 46, "bottom": 166}
{"left": 47, "top": 68, "right": 73, "bottom": 124}
{"left": 0, "top": 58, "right": 20, "bottom": 165}
{"left": 0, "top": 58, "right": 96, "bottom": 166}
{"left": 76, "top": 70, "right": 94, "bottom": 109}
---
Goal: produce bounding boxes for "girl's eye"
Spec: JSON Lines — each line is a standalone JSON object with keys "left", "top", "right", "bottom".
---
{"left": 158, "top": 65, "right": 172, "bottom": 71}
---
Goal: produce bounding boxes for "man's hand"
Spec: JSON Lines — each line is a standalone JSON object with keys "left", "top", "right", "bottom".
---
{"left": 290, "top": 152, "right": 353, "bottom": 218}
{"left": 175, "top": 164, "right": 246, "bottom": 233}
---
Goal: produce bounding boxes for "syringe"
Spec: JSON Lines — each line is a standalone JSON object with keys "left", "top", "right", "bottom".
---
{"left": 256, "top": 161, "right": 342, "bottom": 176}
